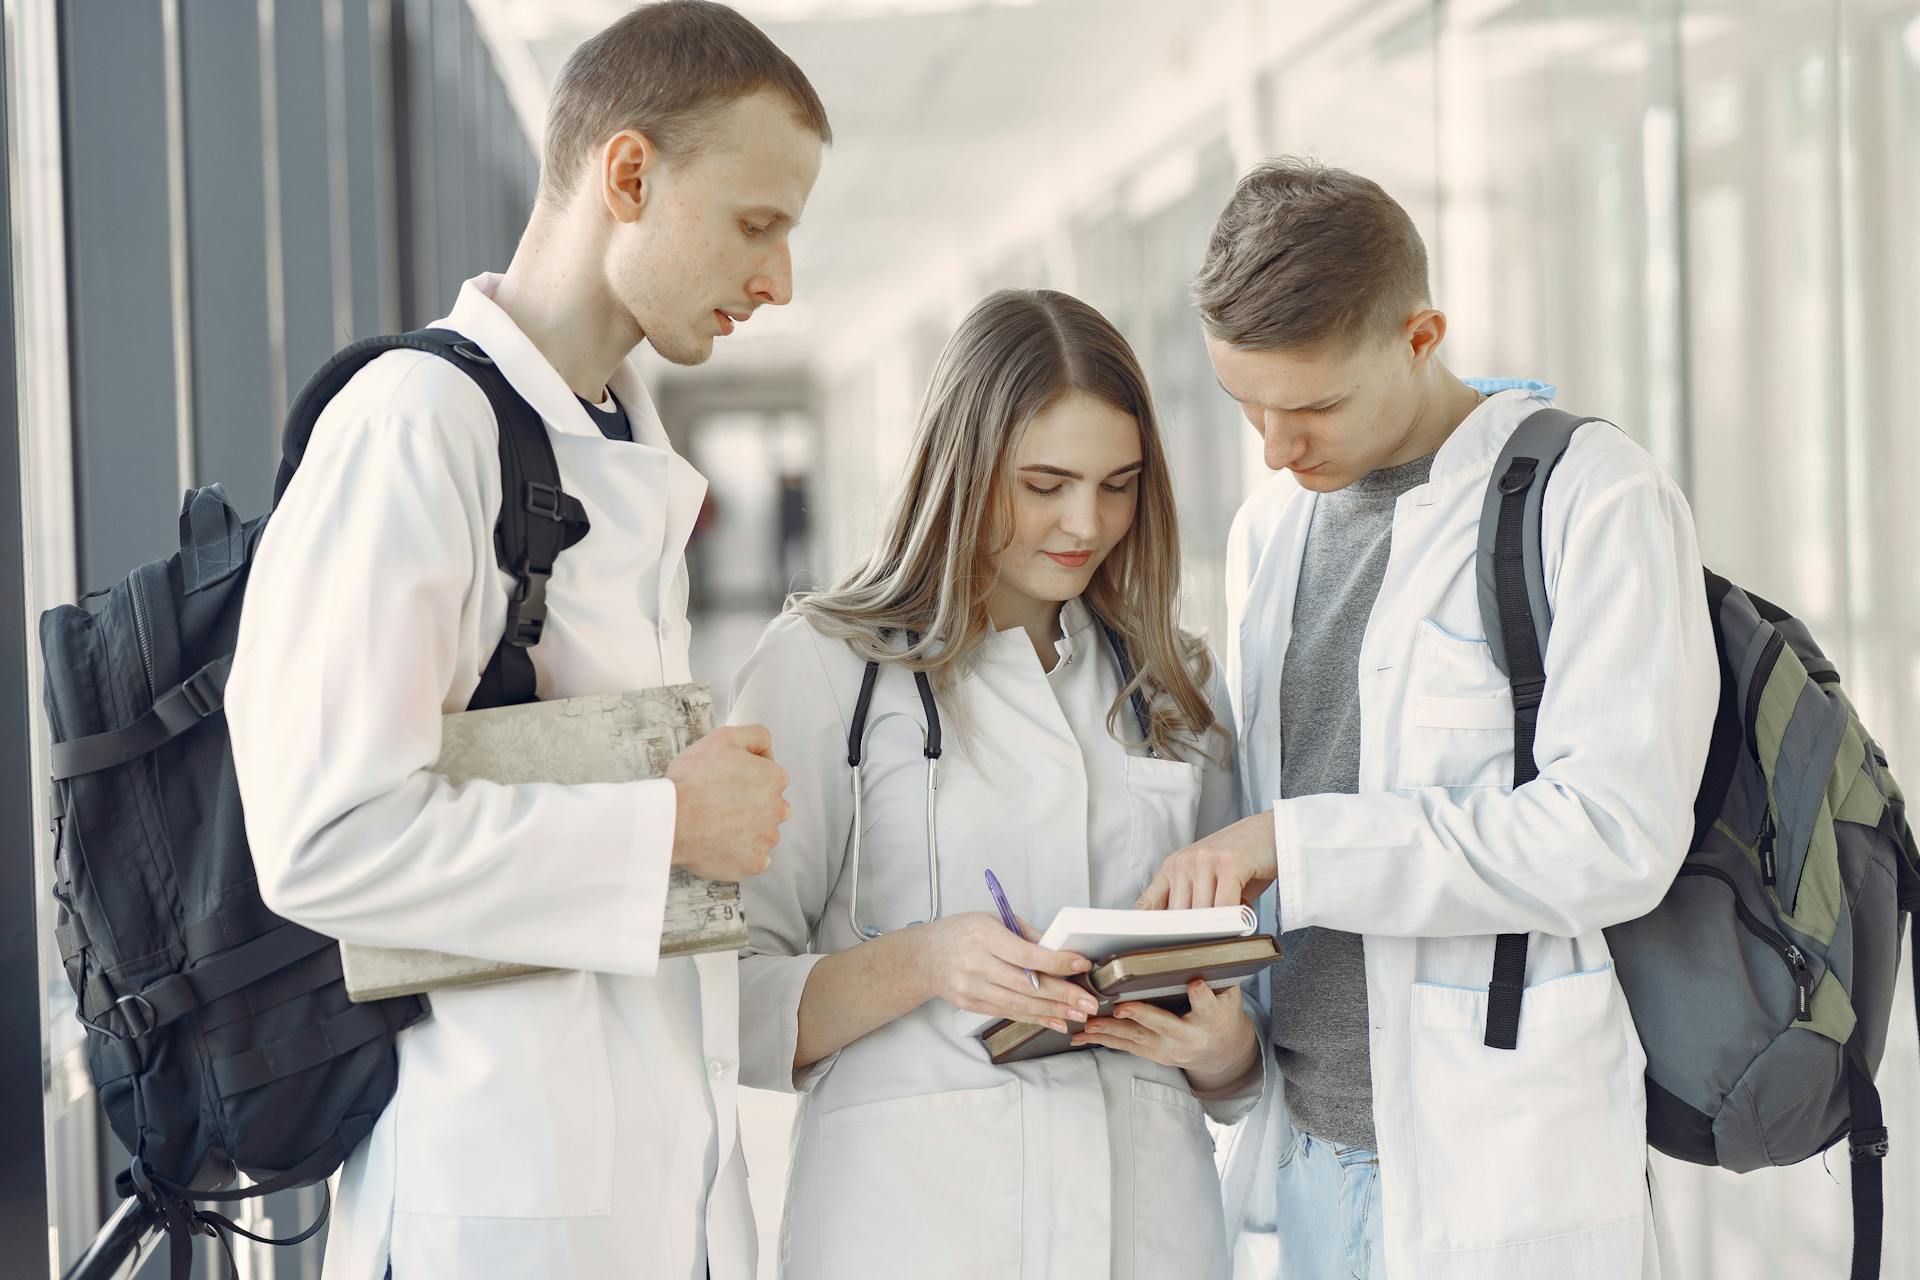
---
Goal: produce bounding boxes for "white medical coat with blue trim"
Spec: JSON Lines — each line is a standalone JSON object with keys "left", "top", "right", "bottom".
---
{"left": 227, "top": 275, "right": 753, "bottom": 1280}
{"left": 1215, "top": 387, "right": 1717, "bottom": 1279}
{"left": 730, "top": 602, "right": 1255, "bottom": 1280}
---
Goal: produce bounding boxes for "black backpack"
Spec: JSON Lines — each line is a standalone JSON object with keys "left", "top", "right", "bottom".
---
{"left": 40, "top": 329, "right": 590, "bottom": 1276}
{"left": 1473, "top": 409, "right": 1919, "bottom": 1280}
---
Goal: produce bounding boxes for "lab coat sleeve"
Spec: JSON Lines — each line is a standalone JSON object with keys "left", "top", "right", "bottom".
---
{"left": 1272, "top": 470, "right": 1717, "bottom": 940}
{"left": 226, "top": 356, "right": 676, "bottom": 974}
{"left": 730, "top": 611, "right": 857, "bottom": 1093}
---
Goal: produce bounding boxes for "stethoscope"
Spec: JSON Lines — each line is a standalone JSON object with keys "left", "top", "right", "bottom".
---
{"left": 842, "top": 616, "right": 1156, "bottom": 940}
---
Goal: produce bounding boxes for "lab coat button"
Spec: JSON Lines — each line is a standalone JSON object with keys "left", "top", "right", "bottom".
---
{"left": 709, "top": 1057, "right": 732, "bottom": 1080}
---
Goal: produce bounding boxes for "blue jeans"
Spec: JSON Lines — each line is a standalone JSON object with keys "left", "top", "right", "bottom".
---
{"left": 1273, "top": 1109, "right": 1386, "bottom": 1280}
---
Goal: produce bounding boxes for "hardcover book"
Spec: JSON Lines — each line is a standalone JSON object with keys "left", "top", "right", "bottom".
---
{"left": 340, "top": 682, "right": 747, "bottom": 1002}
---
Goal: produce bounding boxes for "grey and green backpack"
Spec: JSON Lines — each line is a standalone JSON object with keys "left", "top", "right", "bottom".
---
{"left": 1473, "top": 409, "right": 1918, "bottom": 1280}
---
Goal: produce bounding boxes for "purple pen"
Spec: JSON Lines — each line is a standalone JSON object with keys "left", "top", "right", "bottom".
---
{"left": 983, "top": 868, "right": 1041, "bottom": 991}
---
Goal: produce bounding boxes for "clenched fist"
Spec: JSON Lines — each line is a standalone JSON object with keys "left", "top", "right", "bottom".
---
{"left": 666, "top": 724, "right": 789, "bottom": 882}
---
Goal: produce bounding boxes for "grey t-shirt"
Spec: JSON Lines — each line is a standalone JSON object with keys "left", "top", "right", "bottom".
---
{"left": 1270, "top": 450, "right": 1435, "bottom": 1151}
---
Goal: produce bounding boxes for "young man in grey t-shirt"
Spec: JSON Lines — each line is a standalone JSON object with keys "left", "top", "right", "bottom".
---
{"left": 1125, "top": 159, "right": 1712, "bottom": 1280}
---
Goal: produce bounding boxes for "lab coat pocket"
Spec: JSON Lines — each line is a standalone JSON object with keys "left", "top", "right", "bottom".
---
{"left": 1130, "top": 1076, "right": 1228, "bottom": 1277}
{"left": 390, "top": 970, "right": 615, "bottom": 1218}
{"left": 1407, "top": 964, "right": 1642, "bottom": 1251}
{"left": 1125, "top": 755, "right": 1204, "bottom": 894}
{"left": 1396, "top": 620, "right": 1515, "bottom": 792}
{"left": 818, "top": 1079, "right": 1023, "bottom": 1277}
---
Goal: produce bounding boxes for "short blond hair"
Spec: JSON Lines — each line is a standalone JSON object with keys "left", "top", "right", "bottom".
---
{"left": 540, "top": 0, "right": 831, "bottom": 202}
{"left": 1191, "top": 157, "right": 1429, "bottom": 351}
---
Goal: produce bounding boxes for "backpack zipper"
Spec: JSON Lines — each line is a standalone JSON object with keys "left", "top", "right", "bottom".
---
{"left": 1757, "top": 808, "right": 1778, "bottom": 886}
{"left": 1743, "top": 627, "right": 1786, "bottom": 888}
{"left": 1744, "top": 630, "right": 1786, "bottom": 760}
{"left": 1677, "top": 864, "right": 1814, "bottom": 1021}
{"left": 129, "top": 571, "right": 157, "bottom": 701}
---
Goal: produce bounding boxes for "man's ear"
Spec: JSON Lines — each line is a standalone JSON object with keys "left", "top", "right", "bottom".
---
{"left": 1405, "top": 307, "right": 1448, "bottom": 368}
{"left": 600, "top": 130, "right": 658, "bottom": 224}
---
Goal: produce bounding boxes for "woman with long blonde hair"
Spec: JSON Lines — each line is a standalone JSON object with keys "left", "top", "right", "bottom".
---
{"left": 730, "top": 289, "right": 1261, "bottom": 1279}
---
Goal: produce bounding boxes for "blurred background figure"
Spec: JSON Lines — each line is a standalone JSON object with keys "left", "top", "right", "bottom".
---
{"left": 5, "top": 2, "right": 1917, "bottom": 1277}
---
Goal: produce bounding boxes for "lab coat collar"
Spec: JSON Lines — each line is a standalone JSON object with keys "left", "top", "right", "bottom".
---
{"left": 986, "top": 596, "right": 1096, "bottom": 666}
{"left": 441, "top": 273, "right": 668, "bottom": 448}
{"left": 1426, "top": 386, "right": 1557, "bottom": 485}
{"left": 443, "top": 274, "right": 706, "bottom": 627}
{"left": 1053, "top": 597, "right": 1096, "bottom": 666}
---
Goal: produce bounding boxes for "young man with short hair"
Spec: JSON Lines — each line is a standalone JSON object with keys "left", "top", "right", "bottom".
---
{"left": 226, "top": 4, "right": 828, "bottom": 1276}
{"left": 1137, "top": 159, "right": 1716, "bottom": 1277}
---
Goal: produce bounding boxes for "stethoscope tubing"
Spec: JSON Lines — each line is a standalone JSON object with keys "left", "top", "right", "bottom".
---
{"left": 842, "top": 616, "right": 1153, "bottom": 941}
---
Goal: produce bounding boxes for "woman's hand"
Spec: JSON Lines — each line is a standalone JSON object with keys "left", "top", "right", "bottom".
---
{"left": 1070, "top": 978, "right": 1259, "bottom": 1092}
{"left": 914, "top": 912, "right": 1098, "bottom": 1033}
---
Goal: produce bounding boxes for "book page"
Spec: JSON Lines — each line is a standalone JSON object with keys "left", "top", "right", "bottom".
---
{"left": 1035, "top": 904, "right": 1258, "bottom": 961}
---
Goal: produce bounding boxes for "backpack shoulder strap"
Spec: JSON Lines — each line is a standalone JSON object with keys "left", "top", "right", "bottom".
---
{"left": 276, "top": 328, "right": 589, "bottom": 711}
{"left": 276, "top": 328, "right": 473, "bottom": 502}
{"left": 1474, "top": 408, "right": 1599, "bottom": 681}
{"left": 1473, "top": 407, "right": 1604, "bottom": 1051}
{"left": 456, "top": 341, "right": 591, "bottom": 709}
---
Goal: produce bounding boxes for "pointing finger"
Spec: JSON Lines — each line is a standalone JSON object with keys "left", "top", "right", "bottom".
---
{"left": 1190, "top": 866, "right": 1216, "bottom": 914}
{"left": 1169, "top": 872, "right": 1193, "bottom": 912}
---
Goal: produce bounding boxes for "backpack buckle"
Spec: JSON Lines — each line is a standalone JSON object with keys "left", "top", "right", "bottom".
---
{"left": 526, "top": 482, "right": 565, "bottom": 522}
{"left": 1497, "top": 457, "right": 1539, "bottom": 494}
{"left": 181, "top": 666, "right": 223, "bottom": 718}
{"left": 506, "top": 569, "right": 549, "bottom": 648}
{"left": 115, "top": 992, "right": 158, "bottom": 1039}
{"left": 1511, "top": 675, "right": 1546, "bottom": 711}
{"left": 1850, "top": 1127, "right": 1890, "bottom": 1161}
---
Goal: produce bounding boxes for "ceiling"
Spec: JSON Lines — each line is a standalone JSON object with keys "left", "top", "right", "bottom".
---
{"left": 495, "top": 0, "right": 1211, "bottom": 376}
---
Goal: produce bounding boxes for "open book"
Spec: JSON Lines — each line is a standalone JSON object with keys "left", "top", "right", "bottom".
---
{"left": 959, "top": 904, "right": 1262, "bottom": 1038}
{"left": 1034, "top": 903, "right": 1258, "bottom": 958}
{"left": 340, "top": 683, "right": 748, "bottom": 1002}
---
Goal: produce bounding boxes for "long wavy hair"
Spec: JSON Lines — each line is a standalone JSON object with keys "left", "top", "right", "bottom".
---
{"left": 792, "top": 288, "right": 1223, "bottom": 763}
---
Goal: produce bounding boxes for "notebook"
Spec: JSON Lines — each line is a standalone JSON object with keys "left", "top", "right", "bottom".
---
{"left": 959, "top": 904, "right": 1262, "bottom": 1038}
{"left": 978, "top": 934, "right": 1281, "bottom": 1065}
{"left": 340, "top": 683, "right": 748, "bottom": 1002}
{"left": 1034, "top": 904, "right": 1259, "bottom": 959}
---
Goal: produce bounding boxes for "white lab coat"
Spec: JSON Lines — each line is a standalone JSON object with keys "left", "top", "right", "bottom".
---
{"left": 1213, "top": 388, "right": 1716, "bottom": 1278}
{"left": 729, "top": 601, "right": 1257, "bottom": 1280}
{"left": 226, "top": 274, "right": 755, "bottom": 1280}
